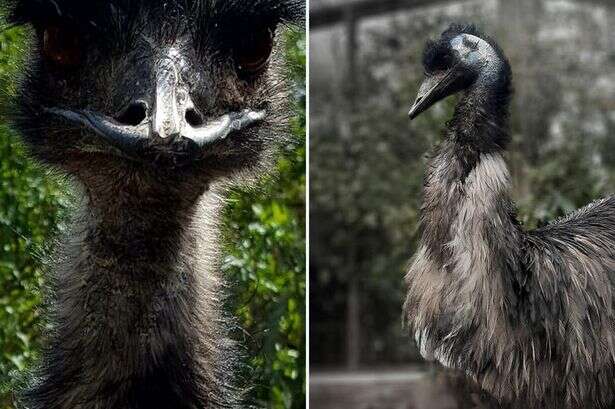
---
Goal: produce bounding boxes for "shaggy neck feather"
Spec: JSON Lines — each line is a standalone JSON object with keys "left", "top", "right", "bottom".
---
{"left": 22, "top": 178, "right": 239, "bottom": 409}
{"left": 421, "top": 68, "right": 521, "bottom": 292}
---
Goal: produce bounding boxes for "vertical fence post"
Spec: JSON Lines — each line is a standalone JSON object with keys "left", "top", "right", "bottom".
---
{"left": 607, "top": 6, "right": 615, "bottom": 57}
{"left": 343, "top": 8, "right": 361, "bottom": 370}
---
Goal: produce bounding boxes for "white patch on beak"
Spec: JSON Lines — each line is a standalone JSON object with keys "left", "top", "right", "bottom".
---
{"left": 153, "top": 47, "right": 187, "bottom": 140}
{"left": 151, "top": 47, "right": 266, "bottom": 146}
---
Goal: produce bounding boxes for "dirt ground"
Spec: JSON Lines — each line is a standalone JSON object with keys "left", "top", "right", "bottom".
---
{"left": 310, "top": 367, "right": 453, "bottom": 409}
{"left": 309, "top": 367, "right": 496, "bottom": 409}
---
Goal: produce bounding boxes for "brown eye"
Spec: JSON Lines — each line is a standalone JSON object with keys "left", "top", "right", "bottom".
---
{"left": 42, "top": 26, "right": 82, "bottom": 67}
{"left": 234, "top": 28, "right": 274, "bottom": 76}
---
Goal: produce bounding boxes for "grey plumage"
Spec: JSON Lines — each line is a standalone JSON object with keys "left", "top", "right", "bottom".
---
{"left": 404, "top": 24, "right": 615, "bottom": 409}
{"left": 2, "top": 1, "right": 303, "bottom": 408}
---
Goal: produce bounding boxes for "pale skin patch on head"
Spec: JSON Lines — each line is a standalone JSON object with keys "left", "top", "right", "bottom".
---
{"left": 451, "top": 34, "right": 502, "bottom": 84}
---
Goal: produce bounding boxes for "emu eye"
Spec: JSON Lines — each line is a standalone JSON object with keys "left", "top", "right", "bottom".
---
{"left": 431, "top": 53, "right": 453, "bottom": 72}
{"left": 42, "top": 26, "right": 82, "bottom": 67}
{"left": 234, "top": 28, "right": 274, "bottom": 77}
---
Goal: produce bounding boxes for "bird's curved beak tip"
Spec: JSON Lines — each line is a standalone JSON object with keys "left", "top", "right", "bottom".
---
{"left": 408, "top": 96, "right": 423, "bottom": 120}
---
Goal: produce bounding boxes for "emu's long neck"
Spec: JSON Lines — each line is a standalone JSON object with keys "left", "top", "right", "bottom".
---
{"left": 26, "top": 179, "right": 238, "bottom": 408}
{"left": 421, "top": 74, "right": 521, "bottom": 272}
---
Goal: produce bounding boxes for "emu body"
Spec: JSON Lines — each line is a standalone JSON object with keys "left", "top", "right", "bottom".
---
{"left": 404, "top": 25, "right": 615, "bottom": 409}
{"left": 4, "top": 1, "right": 303, "bottom": 408}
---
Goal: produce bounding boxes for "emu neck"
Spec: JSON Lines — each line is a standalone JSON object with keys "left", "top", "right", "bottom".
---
{"left": 27, "top": 174, "right": 236, "bottom": 408}
{"left": 449, "top": 74, "right": 511, "bottom": 155}
{"left": 84, "top": 184, "right": 212, "bottom": 274}
{"left": 421, "top": 72, "right": 518, "bottom": 269}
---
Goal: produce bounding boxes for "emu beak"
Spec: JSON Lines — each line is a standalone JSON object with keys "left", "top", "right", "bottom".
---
{"left": 44, "top": 108, "right": 266, "bottom": 160}
{"left": 408, "top": 69, "right": 457, "bottom": 120}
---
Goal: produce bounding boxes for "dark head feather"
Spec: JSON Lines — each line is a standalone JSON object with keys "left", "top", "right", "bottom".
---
{"left": 423, "top": 24, "right": 507, "bottom": 74}
{"left": 6, "top": 0, "right": 304, "bottom": 26}
{"left": 3, "top": 0, "right": 303, "bottom": 58}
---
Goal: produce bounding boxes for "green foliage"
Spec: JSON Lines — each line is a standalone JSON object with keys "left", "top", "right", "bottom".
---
{"left": 224, "top": 29, "right": 305, "bottom": 408}
{"left": 0, "top": 133, "right": 62, "bottom": 408}
{"left": 0, "top": 26, "right": 305, "bottom": 409}
{"left": 0, "top": 27, "right": 66, "bottom": 409}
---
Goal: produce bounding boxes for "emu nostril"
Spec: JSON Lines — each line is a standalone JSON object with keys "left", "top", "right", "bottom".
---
{"left": 185, "top": 108, "right": 204, "bottom": 127}
{"left": 116, "top": 101, "right": 148, "bottom": 126}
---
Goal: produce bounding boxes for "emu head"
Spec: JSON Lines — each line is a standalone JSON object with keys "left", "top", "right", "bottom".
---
{"left": 408, "top": 24, "right": 511, "bottom": 120}
{"left": 5, "top": 0, "right": 302, "bottom": 194}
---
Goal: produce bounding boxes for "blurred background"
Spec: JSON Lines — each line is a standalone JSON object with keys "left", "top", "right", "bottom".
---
{"left": 309, "top": 0, "right": 615, "bottom": 407}
{"left": 0, "top": 27, "right": 305, "bottom": 409}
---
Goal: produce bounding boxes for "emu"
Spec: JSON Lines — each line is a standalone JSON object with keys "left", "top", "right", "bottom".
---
{"left": 404, "top": 24, "right": 615, "bottom": 409}
{"left": 3, "top": 1, "right": 302, "bottom": 408}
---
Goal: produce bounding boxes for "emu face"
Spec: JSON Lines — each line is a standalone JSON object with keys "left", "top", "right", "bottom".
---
{"left": 408, "top": 30, "right": 502, "bottom": 119}
{"left": 9, "top": 0, "right": 302, "bottom": 181}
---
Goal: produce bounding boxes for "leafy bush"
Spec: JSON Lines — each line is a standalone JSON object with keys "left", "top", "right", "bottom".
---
{"left": 225, "top": 29, "right": 305, "bottom": 409}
